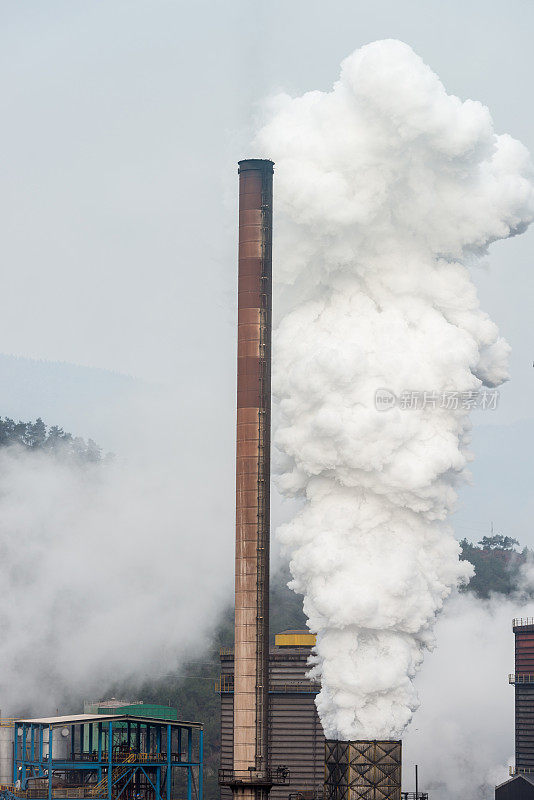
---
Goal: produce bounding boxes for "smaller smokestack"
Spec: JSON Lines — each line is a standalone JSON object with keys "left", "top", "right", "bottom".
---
{"left": 324, "top": 739, "right": 401, "bottom": 800}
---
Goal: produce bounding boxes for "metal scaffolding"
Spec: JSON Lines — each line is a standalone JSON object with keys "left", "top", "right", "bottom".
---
{"left": 7, "top": 714, "right": 202, "bottom": 800}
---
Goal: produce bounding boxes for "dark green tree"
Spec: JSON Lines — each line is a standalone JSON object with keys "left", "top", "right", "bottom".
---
{"left": 478, "top": 534, "right": 519, "bottom": 550}
{"left": 0, "top": 417, "right": 106, "bottom": 463}
{"left": 460, "top": 536, "right": 527, "bottom": 598}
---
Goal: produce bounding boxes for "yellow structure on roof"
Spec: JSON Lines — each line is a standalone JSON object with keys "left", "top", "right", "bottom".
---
{"left": 275, "top": 629, "right": 316, "bottom": 647}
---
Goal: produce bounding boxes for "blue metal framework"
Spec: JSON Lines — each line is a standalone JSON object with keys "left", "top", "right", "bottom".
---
{"left": 12, "top": 714, "right": 203, "bottom": 800}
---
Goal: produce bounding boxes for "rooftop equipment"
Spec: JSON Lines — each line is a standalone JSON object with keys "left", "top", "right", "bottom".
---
{"left": 274, "top": 631, "right": 316, "bottom": 648}
{"left": 84, "top": 701, "right": 177, "bottom": 722}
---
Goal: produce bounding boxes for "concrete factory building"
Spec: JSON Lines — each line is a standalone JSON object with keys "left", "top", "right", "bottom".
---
{"left": 219, "top": 630, "right": 324, "bottom": 800}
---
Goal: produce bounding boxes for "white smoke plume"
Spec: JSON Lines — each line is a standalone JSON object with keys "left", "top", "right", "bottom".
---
{"left": 256, "top": 40, "right": 534, "bottom": 740}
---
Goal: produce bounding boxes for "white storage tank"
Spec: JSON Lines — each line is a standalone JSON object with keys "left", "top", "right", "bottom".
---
{"left": 40, "top": 725, "right": 71, "bottom": 761}
{"left": 0, "top": 721, "right": 14, "bottom": 785}
{"left": 52, "top": 726, "right": 70, "bottom": 760}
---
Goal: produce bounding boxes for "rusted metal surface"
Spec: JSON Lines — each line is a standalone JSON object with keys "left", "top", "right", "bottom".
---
{"left": 324, "top": 740, "right": 402, "bottom": 800}
{"left": 231, "top": 158, "right": 274, "bottom": 800}
{"left": 515, "top": 628, "right": 534, "bottom": 675}
{"left": 513, "top": 623, "right": 534, "bottom": 773}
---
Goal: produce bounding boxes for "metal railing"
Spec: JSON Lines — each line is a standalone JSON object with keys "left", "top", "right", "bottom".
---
{"left": 214, "top": 676, "right": 234, "bottom": 693}
{"left": 122, "top": 752, "right": 176, "bottom": 763}
{"left": 509, "top": 674, "right": 534, "bottom": 684}
{"left": 218, "top": 767, "right": 290, "bottom": 787}
{"left": 90, "top": 753, "right": 136, "bottom": 796}
{"left": 0, "top": 787, "right": 104, "bottom": 799}
{"left": 401, "top": 794, "right": 429, "bottom": 800}
{"left": 219, "top": 648, "right": 234, "bottom": 656}
{"left": 513, "top": 618, "right": 534, "bottom": 628}
{"left": 71, "top": 752, "right": 181, "bottom": 765}
{"left": 272, "top": 682, "right": 321, "bottom": 694}
{"left": 215, "top": 676, "right": 320, "bottom": 694}
{"left": 83, "top": 701, "right": 142, "bottom": 709}
{"left": 509, "top": 766, "right": 534, "bottom": 775}
{"left": 36, "top": 790, "right": 101, "bottom": 799}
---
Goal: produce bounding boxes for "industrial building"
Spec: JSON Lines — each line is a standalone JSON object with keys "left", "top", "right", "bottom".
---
{"left": 0, "top": 712, "right": 202, "bottom": 800}
{"left": 495, "top": 617, "right": 534, "bottom": 798}
{"left": 496, "top": 774, "right": 534, "bottom": 800}
{"left": 493, "top": 616, "right": 534, "bottom": 798}
{"left": 218, "top": 630, "right": 323, "bottom": 800}
{"left": 510, "top": 619, "right": 534, "bottom": 774}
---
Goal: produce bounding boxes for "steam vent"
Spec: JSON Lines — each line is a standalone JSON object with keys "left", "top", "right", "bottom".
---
{"left": 324, "top": 740, "right": 402, "bottom": 800}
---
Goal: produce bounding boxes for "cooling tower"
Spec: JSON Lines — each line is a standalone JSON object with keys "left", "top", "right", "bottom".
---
{"left": 324, "top": 740, "right": 402, "bottom": 800}
{"left": 224, "top": 158, "right": 274, "bottom": 800}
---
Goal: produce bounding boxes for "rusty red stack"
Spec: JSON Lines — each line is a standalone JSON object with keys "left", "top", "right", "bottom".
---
{"left": 219, "top": 159, "right": 274, "bottom": 800}
{"left": 510, "top": 618, "right": 534, "bottom": 774}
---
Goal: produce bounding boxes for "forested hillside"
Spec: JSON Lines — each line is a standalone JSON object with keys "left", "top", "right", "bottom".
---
{"left": 459, "top": 534, "right": 528, "bottom": 597}
{"left": 0, "top": 417, "right": 104, "bottom": 461}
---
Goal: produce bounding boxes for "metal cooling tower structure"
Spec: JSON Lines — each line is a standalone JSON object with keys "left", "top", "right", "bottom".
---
{"left": 325, "top": 740, "right": 402, "bottom": 800}
{"left": 219, "top": 159, "right": 281, "bottom": 800}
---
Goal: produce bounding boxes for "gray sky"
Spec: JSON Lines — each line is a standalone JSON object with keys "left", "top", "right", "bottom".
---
{"left": 0, "top": 0, "right": 533, "bottom": 542}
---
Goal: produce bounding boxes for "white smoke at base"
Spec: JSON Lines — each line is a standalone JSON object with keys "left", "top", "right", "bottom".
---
{"left": 403, "top": 590, "right": 517, "bottom": 800}
{"left": 255, "top": 40, "right": 534, "bottom": 739}
{"left": 406, "top": 557, "right": 534, "bottom": 799}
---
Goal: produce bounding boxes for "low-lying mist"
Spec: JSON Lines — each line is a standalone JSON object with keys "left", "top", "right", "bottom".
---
{"left": 0, "top": 386, "right": 235, "bottom": 715}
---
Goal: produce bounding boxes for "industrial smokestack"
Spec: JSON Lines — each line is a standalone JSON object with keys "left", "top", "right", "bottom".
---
{"left": 324, "top": 740, "right": 401, "bottom": 800}
{"left": 225, "top": 158, "right": 274, "bottom": 800}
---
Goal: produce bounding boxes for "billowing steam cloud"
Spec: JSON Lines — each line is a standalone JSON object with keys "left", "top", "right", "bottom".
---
{"left": 256, "top": 40, "right": 534, "bottom": 739}
{"left": 0, "top": 387, "right": 234, "bottom": 713}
